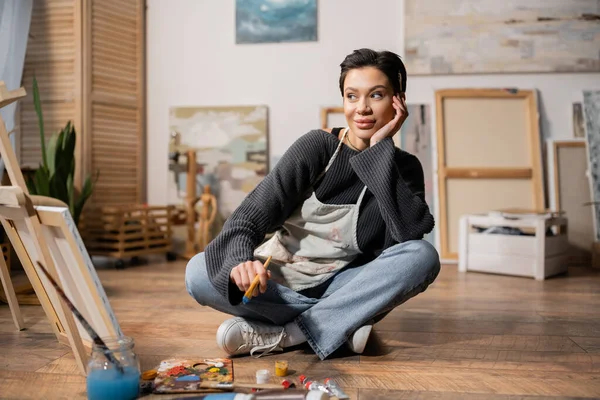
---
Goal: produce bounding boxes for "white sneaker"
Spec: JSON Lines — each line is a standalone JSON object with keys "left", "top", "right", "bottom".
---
{"left": 347, "top": 324, "right": 373, "bottom": 354}
{"left": 216, "top": 317, "right": 287, "bottom": 358}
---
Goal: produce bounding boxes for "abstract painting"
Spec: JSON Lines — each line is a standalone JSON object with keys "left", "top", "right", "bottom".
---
{"left": 573, "top": 102, "right": 585, "bottom": 138}
{"left": 168, "top": 106, "right": 268, "bottom": 221}
{"left": 583, "top": 91, "right": 600, "bottom": 240}
{"left": 405, "top": 0, "right": 600, "bottom": 74}
{"left": 236, "top": 0, "right": 317, "bottom": 44}
{"left": 394, "top": 104, "right": 435, "bottom": 245}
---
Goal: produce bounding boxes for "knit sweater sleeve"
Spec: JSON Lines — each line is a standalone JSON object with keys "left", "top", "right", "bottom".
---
{"left": 349, "top": 137, "right": 434, "bottom": 242}
{"left": 203, "top": 130, "right": 332, "bottom": 304}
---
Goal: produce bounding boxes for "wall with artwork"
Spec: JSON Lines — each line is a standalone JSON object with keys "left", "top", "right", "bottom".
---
{"left": 146, "top": 0, "right": 600, "bottom": 256}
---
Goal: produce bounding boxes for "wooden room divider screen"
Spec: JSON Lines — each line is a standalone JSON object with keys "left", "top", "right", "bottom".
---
{"left": 436, "top": 89, "right": 545, "bottom": 261}
{"left": 16, "top": 0, "right": 146, "bottom": 206}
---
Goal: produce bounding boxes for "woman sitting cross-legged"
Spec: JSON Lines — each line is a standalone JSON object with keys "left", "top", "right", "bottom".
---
{"left": 185, "top": 48, "right": 441, "bottom": 360}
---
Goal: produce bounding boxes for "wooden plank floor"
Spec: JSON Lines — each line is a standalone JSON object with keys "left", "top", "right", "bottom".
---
{"left": 1, "top": 259, "right": 600, "bottom": 399}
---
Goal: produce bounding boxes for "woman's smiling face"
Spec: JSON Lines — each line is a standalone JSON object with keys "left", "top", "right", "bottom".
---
{"left": 343, "top": 66, "right": 397, "bottom": 141}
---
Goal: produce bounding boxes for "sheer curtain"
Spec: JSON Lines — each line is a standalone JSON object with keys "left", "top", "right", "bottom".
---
{"left": 0, "top": 0, "right": 33, "bottom": 177}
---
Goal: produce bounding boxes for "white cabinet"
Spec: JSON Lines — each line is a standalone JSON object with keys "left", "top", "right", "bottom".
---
{"left": 458, "top": 213, "right": 569, "bottom": 280}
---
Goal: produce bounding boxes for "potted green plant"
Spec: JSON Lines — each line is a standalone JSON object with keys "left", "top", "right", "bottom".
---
{"left": 26, "top": 77, "right": 96, "bottom": 226}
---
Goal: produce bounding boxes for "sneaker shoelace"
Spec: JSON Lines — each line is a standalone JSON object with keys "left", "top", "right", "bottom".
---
{"left": 236, "top": 321, "right": 287, "bottom": 358}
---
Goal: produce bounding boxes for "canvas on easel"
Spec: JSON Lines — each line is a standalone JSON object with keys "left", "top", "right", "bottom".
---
{"left": 0, "top": 81, "right": 122, "bottom": 375}
{"left": 35, "top": 204, "right": 123, "bottom": 342}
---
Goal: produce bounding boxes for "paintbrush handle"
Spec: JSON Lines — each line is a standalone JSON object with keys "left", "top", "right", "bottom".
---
{"left": 243, "top": 255, "right": 272, "bottom": 299}
{"left": 199, "top": 381, "right": 283, "bottom": 390}
{"left": 36, "top": 261, "right": 125, "bottom": 373}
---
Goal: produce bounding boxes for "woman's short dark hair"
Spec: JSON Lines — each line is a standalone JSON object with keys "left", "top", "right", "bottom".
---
{"left": 339, "top": 48, "right": 407, "bottom": 96}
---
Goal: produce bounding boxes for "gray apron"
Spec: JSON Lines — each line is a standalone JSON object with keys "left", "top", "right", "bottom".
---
{"left": 254, "top": 128, "right": 367, "bottom": 291}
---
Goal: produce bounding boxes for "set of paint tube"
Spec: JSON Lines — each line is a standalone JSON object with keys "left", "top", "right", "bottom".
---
{"left": 298, "top": 375, "right": 350, "bottom": 399}
{"left": 175, "top": 390, "right": 328, "bottom": 400}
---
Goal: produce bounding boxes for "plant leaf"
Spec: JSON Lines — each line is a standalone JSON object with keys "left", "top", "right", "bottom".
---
{"left": 47, "top": 133, "right": 59, "bottom": 177}
{"left": 67, "top": 171, "right": 75, "bottom": 215}
{"left": 53, "top": 123, "right": 74, "bottom": 190}
{"left": 49, "top": 172, "right": 69, "bottom": 205}
{"left": 33, "top": 166, "right": 51, "bottom": 196}
{"left": 62, "top": 122, "right": 76, "bottom": 178}
{"left": 32, "top": 76, "right": 48, "bottom": 171}
{"left": 25, "top": 174, "right": 37, "bottom": 194}
{"left": 73, "top": 174, "right": 95, "bottom": 225}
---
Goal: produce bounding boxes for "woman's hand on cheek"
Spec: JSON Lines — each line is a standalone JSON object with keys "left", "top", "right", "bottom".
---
{"left": 370, "top": 94, "right": 409, "bottom": 147}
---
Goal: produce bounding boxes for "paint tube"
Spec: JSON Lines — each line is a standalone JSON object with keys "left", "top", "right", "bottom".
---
{"left": 324, "top": 378, "right": 350, "bottom": 399}
{"left": 252, "top": 389, "right": 327, "bottom": 400}
{"left": 304, "top": 381, "right": 334, "bottom": 396}
{"left": 173, "top": 393, "right": 255, "bottom": 400}
{"left": 298, "top": 375, "right": 333, "bottom": 396}
{"left": 280, "top": 379, "right": 296, "bottom": 389}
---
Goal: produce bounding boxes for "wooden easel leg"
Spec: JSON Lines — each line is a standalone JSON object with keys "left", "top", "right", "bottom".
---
{"left": 185, "top": 150, "right": 197, "bottom": 258}
{"left": 58, "top": 303, "right": 89, "bottom": 375}
{"left": 1, "top": 218, "right": 63, "bottom": 340}
{"left": 0, "top": 247, "right": 25, "bottom": 330}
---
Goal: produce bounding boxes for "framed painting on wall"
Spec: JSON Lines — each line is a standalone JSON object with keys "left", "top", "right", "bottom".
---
{"left": 236, "top": 0, "right": 317, "bottom": 44}
{"left": 405, "top": 0, "right": 600, "bottom": 75}
{"left": 168, "top": 105, "right": 269, "bottom": 223}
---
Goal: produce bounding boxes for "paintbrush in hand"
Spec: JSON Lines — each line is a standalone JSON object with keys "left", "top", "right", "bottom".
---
{"left": 36, "top": 261, "right": 125, "bottom": 374}
{"left": 242, "top": 255, "right": 272, "bottom": 304}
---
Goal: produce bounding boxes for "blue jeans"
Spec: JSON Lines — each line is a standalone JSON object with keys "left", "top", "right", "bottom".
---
{"left": 185, "top": 240, "right": 440, "bottom": 360}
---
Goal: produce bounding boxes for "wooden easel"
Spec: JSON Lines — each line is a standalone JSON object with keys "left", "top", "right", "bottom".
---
{"left": 0, "top": 81, "right": 27, "bottom": 330}
{"left": 0, "top": 187, "right": 88, "bottom": 375}
{"left": 0, "top": 81, "right": 121, "bottom": 375}
{"left": 185, "top": 150, "right": 198, "bottom": 258}
{"left": 0, "top": 81, "right": 85, "bottom": 367}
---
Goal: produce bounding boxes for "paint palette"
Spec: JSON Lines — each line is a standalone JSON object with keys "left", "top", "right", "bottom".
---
{"left": 153, "top": 358, "right": 234, "bottom": 393}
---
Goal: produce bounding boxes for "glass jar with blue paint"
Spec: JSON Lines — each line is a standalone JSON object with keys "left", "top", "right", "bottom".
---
{"left": 86, "top": 336, "right": 140, "bottom": 400}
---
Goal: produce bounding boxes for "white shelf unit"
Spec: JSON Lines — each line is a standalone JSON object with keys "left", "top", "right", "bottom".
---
{"left": 458, "top": 213, "right": 569, "bottom": 280}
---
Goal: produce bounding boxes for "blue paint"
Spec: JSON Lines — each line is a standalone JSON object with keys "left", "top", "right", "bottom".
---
{"left": 86, "top": 366, "right": 140, "bottom": 400}
{"left": 175, "top": 374, "right": 201, "bottom": 381}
